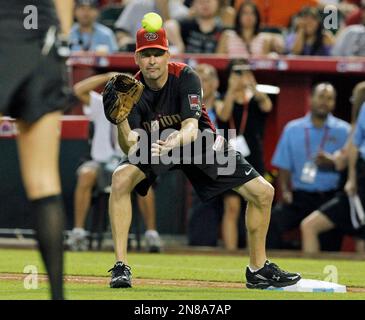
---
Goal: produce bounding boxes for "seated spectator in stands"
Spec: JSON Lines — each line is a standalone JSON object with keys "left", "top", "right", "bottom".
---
{"left": 68, "top": 73, "right": 162, "bottom": 252}
{"left": 267, "top": 83, "right": 351, "bottom": 250}
{"left": 286, "top": 7, "right": 335, "bottom": 56}
{"left": 233, "top": 0, "right": 319, "bottom": 30}
{"left": 301, "top": 81, "right": 365, "bottom": 254}
{"left": 70, "top": 0, "right": 118, "bottom": 53}
{"left": 195, "top": 63, "right": 222, "bottom": 126}
{"left": 216, "top": 2, "right": 277, "bottom": 56}
{"left": 187, "top": 0, "right": 236, "bottom": 27}
{"left": 114, "top": 0, "right": 189, "bottom": 51}
{"left": 346, "top": 0, "right": 365, "bottom": 25}
{"left": 217, "top": 0, "right": 237, "bottom": 28}
{"left": 216, "top": 60, "right": 273, "bottom": 250}
{"left": 331, "top": 4, "right": 365, "bottom": 55}
{"left": 187, "top": 0, "right": 236, "bottom": 28}
{"left": 164, "top": 0, "right": 224, "bottom": 53}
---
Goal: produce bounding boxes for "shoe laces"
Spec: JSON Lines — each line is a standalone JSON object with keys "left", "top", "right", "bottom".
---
{"left": 108, "top": 262, "right": 131, "bottom": 274}
{"left": 266, "top": 261, "right": 289, "bottom": 275}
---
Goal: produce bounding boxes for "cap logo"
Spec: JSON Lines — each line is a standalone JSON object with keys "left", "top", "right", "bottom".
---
{"left": 144, "top": 32, "right": 158, "bottom": 41}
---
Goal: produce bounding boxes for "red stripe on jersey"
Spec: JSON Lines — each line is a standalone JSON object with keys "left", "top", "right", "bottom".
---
{"left": 134, "top": 70, "right": 142, "bottom": 80}
{"left": 201, "top": 104, "right": 216, "bottom": 133}
{"left": 168, "top": 62, "right": 187, "bottom": 78}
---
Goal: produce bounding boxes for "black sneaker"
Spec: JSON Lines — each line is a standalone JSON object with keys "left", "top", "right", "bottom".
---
{"left": 108, "top": 261, "right": 132, "bottom": 288}
{"left": 246, "top": 260, "right": 301, "bottom": 289}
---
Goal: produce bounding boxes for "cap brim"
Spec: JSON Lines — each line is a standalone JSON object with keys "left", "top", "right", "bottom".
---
{"left": 135, "top": 45, "right": 168, "bottom": 52}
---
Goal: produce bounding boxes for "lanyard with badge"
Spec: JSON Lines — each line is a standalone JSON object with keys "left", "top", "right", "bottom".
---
{"left": 301, "top": 126, "right": 329, "bottom": 184}
{"left": 229, "top": 101, "right": 251, "bottom": 157}
{"left": 76, "top": 28, "right": 93, "bottom": 51}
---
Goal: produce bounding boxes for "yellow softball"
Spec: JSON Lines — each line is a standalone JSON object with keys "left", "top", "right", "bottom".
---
{"left": 141, "top": 12, "right": 163, "bottom": 33}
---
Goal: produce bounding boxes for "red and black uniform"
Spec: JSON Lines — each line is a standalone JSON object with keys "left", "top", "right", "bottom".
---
{"left": 122, "top": 62, "right": 260, "bottom": 201}
{"left": 130, "top": 62, "right": 215, "bottom": 133}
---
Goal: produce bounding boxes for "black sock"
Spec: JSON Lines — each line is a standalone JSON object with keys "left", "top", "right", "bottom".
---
{"left": 30, "top": 195, "right": 65, "bottom": 300}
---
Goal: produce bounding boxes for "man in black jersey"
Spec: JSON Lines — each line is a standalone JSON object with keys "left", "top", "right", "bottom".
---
{"left": 107, "top": 27, "right": 301, "bottom": 290}
{"left": 0, "top": 0, "right": 74, "bottom": 300}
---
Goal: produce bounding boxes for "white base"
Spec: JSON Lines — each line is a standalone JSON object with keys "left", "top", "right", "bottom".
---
{"left": 265, "top": 279, "right": 347, "bottom": 293}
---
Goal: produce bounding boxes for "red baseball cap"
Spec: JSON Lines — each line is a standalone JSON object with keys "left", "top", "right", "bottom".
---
{"left": 135, "top": 28, "right": 169, "bottom": 52}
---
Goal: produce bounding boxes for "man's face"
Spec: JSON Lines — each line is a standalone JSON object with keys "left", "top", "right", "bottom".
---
{"left": 311, "top": 85, "right": 336, "bottom": 118}
{"left": 75, "top": 5, "right": 98, "bottom": 27}
{"left": 135, "top": 48, "right": 170, "bottom": 81}
{"left": 193, "top": 0, "right": 219, "bottom": 19}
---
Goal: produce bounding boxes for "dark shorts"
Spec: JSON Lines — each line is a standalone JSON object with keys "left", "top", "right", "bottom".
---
{"left": 320, "top": 158, "right": 365, "bottom": 240}
{"left": 266, "top": 190, "right": 344, "bottom": 250}
{"left": 319, "top": 192, "right": 365, "bottom": 239}
{"left": 270, "top": 190, "right": 338, "bottom": 233}
{"left": 0, "top": 36, "right": 68, "bottom": 123}
{"left": 120, "top": 150, "right": 260, "bottom": 202}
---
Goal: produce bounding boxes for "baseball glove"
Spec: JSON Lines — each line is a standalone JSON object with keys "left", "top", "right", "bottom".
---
{"left": 102, "top": 73, "right": 144, "bottom": 125}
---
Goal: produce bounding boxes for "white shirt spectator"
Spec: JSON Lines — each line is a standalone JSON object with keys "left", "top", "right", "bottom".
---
{"left": 332, "top": 24, "right": 365, "bottom": 56}
{"left": 84, "top": 91, "right": 120, "bottom": 162}
{"left": 114, "top": 0, "right": 189, "bottom": 37}
{"left": 70, "top": 22, "right": 119, "bottom": 53}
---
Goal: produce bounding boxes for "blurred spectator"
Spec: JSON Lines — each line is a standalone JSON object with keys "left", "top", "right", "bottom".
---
{"left": 70, "top": 0, "right": 118, "bottom": 53}
{"left": 332, "top": 4, "right": 365, "bottom": 55}
{"left": 346, "top": 0, "right": 365, "bottom": 25}
{"left": 188, "top": 0, "right": 236, "bottom": 28}
{"left": 216, "top": 1, "right": 284, "bottom": 56}
{"left": 301, "top": 81, "right": 365, "bottom": 254}
{"left": 68, "top": 73, "right": 162, "bottom": 252}
{"left": 216, "top": 60, "right": 272, "bottom": 250}
{"left": 164, "top": 0, "right": 224, "bottom": 53}
{"left": 114, "top": 0, "right": 189, "bottom": 51}
{"left": 267, "top": 83, "right": 351, "bottom": 250}
{"left": 195, "top": 63, "right": 222, "bottom": 126}
{"left": 188, "top": 63, "right": 223, "bottom": 247}
{"left": 233, "top": 0, "right": 319, "bottom": 30}
{"left": 286, "top": 7, "right": 335, "bottom": 56}
{"left": 216, "top": 1, "right": 267, "bottom": 55}
{"left": 217, "top": 0, "right": 237, "bottom": 28}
